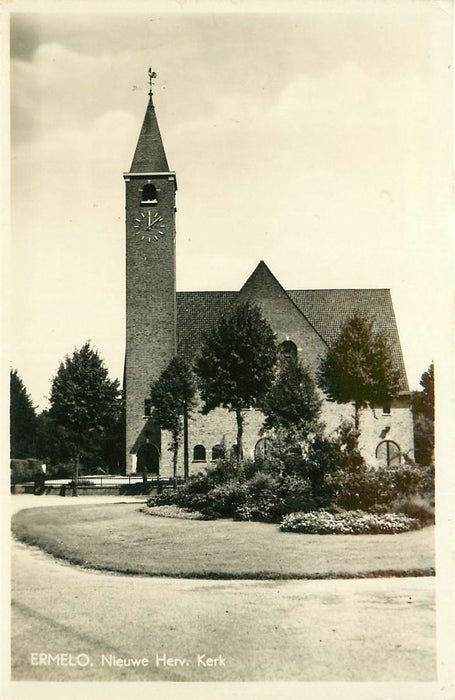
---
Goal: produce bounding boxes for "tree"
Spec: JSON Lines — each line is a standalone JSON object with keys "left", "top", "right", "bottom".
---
{"left": 34, "top": 410, "right": 74, "bottom": 468}
{"left": 412, "top": 361, "right": 434, "bottom": 465}
{"left": 150, "top": 357, "right": 196, "bottom": 484}
{"left": 261, "top": 360, "right": 322, "bottom": 442}
{"left": 195, "top": 302, "right": 277, "bottom": 463}
{"left": 49, "top": 341, "right": 121, "bottom": 494}
{"left": 101, "top": 389, "right": 126, "bottom": 474}
{"left": 10, "top": 369, "right": 37, "bottom": 459}
{"left": 414, "top": 362, "right": 434, "bottom": 421}
{"left": 317, "top": 313, "right": 401, "bottom": 442}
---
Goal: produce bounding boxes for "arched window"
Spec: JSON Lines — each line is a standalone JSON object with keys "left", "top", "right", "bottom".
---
{"left": 254, "top": 437, "right": 272, "bottom": 460}
{"left": 141, "top": 183, "right": 157, "bottom": 205}
{"left": 279, "top": 340, "right": 297, "bottom": 365}
{"left": 376, "top": 440, "right": 401, "bottom": 467}
{"left": 193, "top": 444, "right": 206, "bottom": 462}
{"left": 211, "top": 444, "right": 224, "bottom": 461}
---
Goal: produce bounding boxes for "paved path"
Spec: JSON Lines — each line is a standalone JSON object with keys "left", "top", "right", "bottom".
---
{"left": 10, "top": 495, "right": 436, "bottom": 682}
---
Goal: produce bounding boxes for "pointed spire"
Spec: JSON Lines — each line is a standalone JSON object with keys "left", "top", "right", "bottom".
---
{"left": 130, "top": 69, "right": 169, "bottom": 173}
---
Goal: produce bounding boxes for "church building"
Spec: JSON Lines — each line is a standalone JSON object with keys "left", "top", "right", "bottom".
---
{"left": 124, "top": 78, "right": 414, "bottom": 477}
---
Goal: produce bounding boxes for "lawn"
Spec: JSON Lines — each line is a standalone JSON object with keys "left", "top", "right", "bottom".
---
{"left": 11, "top": 503, "right": 434, "bottom": 579}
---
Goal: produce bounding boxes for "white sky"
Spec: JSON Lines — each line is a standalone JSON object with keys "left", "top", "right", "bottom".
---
{"left": 7, "top": 2, "right": 453, "bottom": 411}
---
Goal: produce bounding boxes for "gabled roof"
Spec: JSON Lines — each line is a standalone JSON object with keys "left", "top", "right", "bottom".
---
{"left": 176, "top": 291, "right": 238, "bottom": 363}
{"left": 129, "top": 95, "right": 169, "bottom": 173}
{"left": 239, "top": 261, "right": 328, "bottom": 346}
{"left": 287, "top": 288, "right": 408, "bottom": 391}
{"left": 176, "top": 268, "right": 409, "bottom": 392}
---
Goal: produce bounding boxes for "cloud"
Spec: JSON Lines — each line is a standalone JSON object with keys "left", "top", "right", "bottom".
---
{"left": 11, "top": 42, "right": 147, "bottom": 146}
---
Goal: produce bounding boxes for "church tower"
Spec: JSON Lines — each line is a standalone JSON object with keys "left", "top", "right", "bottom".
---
{"left": 124, "top": 71, "right": 177, "bottom": 475}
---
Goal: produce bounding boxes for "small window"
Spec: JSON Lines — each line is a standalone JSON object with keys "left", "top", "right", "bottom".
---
{"left": 279, "top": 341, "right": 297, "bottom": 365}
{"left": 141, "top": 183, "right": 157, "bottom": 205}
{"left": 382, "top": 403, "right": 391, "bottom": 415}
{"left": 144, "top": 399, "right": 152, "bottom": 417}
{"left": 376, "top": 440, "right": 401, "bottom": 467}
{"left": 211, "top": 443, "right": 224, "bottom": 461}
{"left": 193, "top": 444, "right": 206, "bottom": 462}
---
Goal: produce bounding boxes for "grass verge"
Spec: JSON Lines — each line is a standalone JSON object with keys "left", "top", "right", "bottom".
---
{"left": 12, "top": 503, "right": 435, "bottom": 579}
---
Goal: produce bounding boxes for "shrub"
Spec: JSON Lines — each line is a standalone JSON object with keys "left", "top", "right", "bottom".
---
{"left": 245, "top": 472, "right": 278, "bottom": 497}
{"left": 234, "top": 472, "right": 282, "bottom": 521}
{"left": 333, "top": 462, "right": 432, "bottom": 512}
{"left": 389, "top": 494, "right": 435, "bottom": 526}
{"left": 10, "top": 458, "right": 42, "bottom": 484}
{"left": 235, "top": 498, "right": 280, "bottom": 522}
{"left": 235, "top": 474, "right": 316, "bottom": 522}
{"left": 280, "top": 510, "right": 421, "bottom": 535}
{"left": 242, "top": 456, "right": 281, "bottom": 479}
{"left": 300, "top": 436, "right": 341, "bottom": 507}
{"left": 415, "top": 463, "right": 435, "bottom": 495}
{"left": 275, "top": 475, "right": 316, "bottom": 516}
{"left": 204, "top": 481, "right": 249, "bottom": 517}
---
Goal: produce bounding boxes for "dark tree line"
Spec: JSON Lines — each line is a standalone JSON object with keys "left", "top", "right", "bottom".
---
{"left": 10, "top": 342, "right": 125, "bottom": 476}
{"left": 412, "top": 362, "right": 434, "bottom": 466}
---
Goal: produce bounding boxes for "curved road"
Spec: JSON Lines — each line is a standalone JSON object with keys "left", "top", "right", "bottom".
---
{"left": 10, "top": 495, "right": 436, "bottom": 682}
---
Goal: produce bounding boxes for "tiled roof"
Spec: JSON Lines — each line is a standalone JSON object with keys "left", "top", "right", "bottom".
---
{"left": 130, "top": 96, "right": 169, "bottom": 173}
{"left": 176, "top": 291, "right": 238, "bottom": 363}
{"left": 287, "top": 289, "right": 408, "bottom": 391}
{"left": 176, "top": 287, "right": 409, "bottom": 391}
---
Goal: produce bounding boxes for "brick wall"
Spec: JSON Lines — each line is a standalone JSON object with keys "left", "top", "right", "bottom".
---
{"left": 156, "top": 390, "right": 414, "bottom": 479}
{"left": 125, "top": 173, "right": 176, "bottom": 474}
{"left": 239, "top": 261, "right": 328, "bottom": 374}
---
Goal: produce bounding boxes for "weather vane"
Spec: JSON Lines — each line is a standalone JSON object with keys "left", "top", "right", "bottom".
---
{"left": 148, "top": 68, "right": 157, "bottom": 96}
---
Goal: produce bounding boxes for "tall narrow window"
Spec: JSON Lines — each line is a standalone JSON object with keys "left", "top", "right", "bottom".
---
{"left": 376, "top": 440, "right": 401, "bottom": 467}
{"left": 279, "top": 340, "right": 297, "bottom": 365}
{"left": 141, "top": 183, "right": 157, "bottom": 205}
{"left": 144, "top": 399, "right": 152, "bottom": 417}
{"left": 193, "top": 444, "right": 206, "bottom": 462}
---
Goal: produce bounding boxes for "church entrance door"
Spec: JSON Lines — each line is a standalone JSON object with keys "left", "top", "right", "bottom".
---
{"left": 136, "top": 443, "right": 160, "bottom": 475}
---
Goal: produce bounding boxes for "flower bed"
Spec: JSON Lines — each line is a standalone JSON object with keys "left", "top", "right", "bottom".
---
{"left": 141, "top": 504, "right": 205, "bottom": 520}
{"left": 280, "top": 510, "right": 421, "bottom": 535}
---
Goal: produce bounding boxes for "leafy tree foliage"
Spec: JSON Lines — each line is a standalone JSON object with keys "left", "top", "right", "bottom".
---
{"left": 10, "top": 369, "right": 37, "bottom": 459}
{"left": 150, "top": 357, "right": 196, "bottom": 482}
{"left": 413, "top": 362, "right": 434, "bottom": 421}
{"left": 412, "top": 362, "right": 434, "bottom": 466}
{"left": 317, "top": 313, "right": 401, "bottom": 439}
{"left": 195, "top": 302, "right": 277, "bottom": 462}
{"left": 49, "top": 342, "right": 122, "bottom": 484}
{"left": 34, "top": 410, "right": 74, "bottom": 467}
{"left": 102, "top": 389, "right": 126, "bottom": 473}
{"left": 261, "top": 360, "right": 322, "bottom": 440}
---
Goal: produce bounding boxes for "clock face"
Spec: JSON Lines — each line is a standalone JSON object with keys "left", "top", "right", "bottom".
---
{"left": 133, "top": 210, "right": 166, "bottom": 243}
